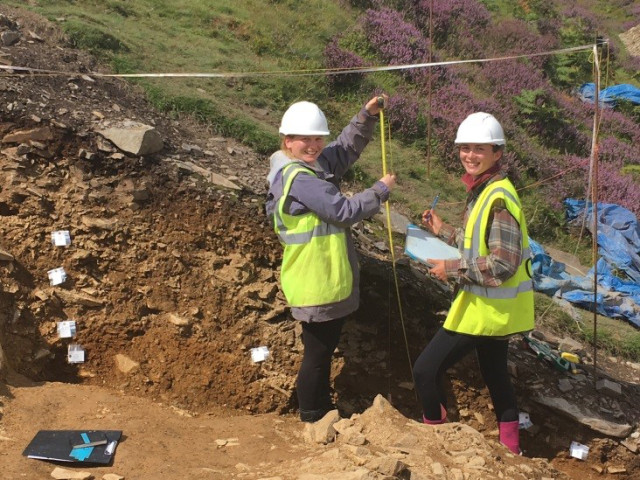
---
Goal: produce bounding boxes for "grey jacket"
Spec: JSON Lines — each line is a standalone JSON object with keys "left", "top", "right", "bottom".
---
{"left": 266, "top": 106, "right": 389, "bottom": 322}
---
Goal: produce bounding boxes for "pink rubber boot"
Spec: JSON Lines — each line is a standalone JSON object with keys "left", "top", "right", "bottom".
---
{"left": 423, "top": 404, "right": 448, "bottom": 425}
{"left": 499, "top": 420, "right": 520, "bottom": 454}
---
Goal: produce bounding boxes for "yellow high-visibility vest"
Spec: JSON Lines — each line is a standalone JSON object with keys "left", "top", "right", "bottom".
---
{"left": 273, "top": 163, "right": 353, "bottom": 307}
{"left": 443, "top": 178, "right": 534, "bottom": 336}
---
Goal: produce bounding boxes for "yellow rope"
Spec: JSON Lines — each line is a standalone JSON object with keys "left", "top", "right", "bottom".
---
{"left": 379, "top": 109, "right": 416, "bottom": 396}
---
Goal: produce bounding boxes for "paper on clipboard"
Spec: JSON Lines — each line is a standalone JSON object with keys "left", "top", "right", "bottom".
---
{"left": 404, "top": 224, "right": 461, "bottom": 265}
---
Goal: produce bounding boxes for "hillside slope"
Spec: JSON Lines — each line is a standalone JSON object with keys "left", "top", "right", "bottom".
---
{"left": 1, "top": 6, "right": 640, "bottom": 480}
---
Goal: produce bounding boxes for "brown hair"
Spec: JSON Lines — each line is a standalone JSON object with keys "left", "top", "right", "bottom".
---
{"left": 281, "top": 136, "right": 294, "bottom": 159}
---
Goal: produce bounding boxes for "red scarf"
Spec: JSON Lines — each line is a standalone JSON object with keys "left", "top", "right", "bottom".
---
{"left": 461, "top": 162, "right": 502, "bottom": 192}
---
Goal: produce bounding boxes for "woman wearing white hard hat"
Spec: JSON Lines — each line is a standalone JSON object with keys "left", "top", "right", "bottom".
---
{"left": 266, "top": 96, "right": 396, "bottom": 422}
{"left": 414, "top": 112, "right": 533, "bottom": 454}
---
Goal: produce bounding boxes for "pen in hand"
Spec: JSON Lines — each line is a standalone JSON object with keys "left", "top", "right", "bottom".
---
{"left": 423, "top": 193, "right": 440, "bottom": 223}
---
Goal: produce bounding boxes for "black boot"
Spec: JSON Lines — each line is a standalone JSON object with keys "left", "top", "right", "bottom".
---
{"left": 299, "top": 408, "right": 327, "bottom": 423}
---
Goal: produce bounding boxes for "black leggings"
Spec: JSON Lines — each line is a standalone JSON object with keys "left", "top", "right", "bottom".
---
{"left": 413, "top": 327, "right": 518, "bottom": 423}
{"left": 296, "top": 318, "right": 345, "bottom": 412}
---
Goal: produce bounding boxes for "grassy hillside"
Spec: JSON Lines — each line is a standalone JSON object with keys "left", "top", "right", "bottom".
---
{"left": 13, "top": 0, "right": 358, "bottom": 153}
{"left": 8, "top": 0, "right": 640, "bottom": 357}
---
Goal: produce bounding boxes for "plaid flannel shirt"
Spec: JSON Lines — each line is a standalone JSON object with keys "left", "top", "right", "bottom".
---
{"left": 439, "top": 172, "right": 522, "bottom": 287}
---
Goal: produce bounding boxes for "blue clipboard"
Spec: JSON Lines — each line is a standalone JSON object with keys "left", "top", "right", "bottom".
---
{"left": 404, "top": 224, "right": 461, "bottom": 265}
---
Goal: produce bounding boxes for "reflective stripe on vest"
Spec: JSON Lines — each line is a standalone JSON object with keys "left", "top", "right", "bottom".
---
{"left": 443, "top": 178, "right": 534, "bottom": 336}
{"left": 461, "top": 184, "right": 532, "bottom": 300}
{"left": 273, "top": 162, "right": 353, "bottom": 307}
{"left": 460, "top": 278, "right": 532, "bottom": 299}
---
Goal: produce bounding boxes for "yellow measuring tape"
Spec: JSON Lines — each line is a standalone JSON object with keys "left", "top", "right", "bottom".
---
{"left": 378, "top": 108, "right": 416, "bottom": 395}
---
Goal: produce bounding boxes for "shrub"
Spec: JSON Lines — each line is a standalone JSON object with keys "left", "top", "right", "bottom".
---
{"left": 597, "top": 160, "right": 640, "bottom": 217}
{"left": 385, "top": 91, "right": 423, "bottom": 142}
{"left": 323, "top": 37, "right": 368, "bottom": 90}
{"left": 545, "top": 154, "right": 640, "bottom": 218}
{"left": 481, "top": 60, "right": 547, "bottom": 115}
{"left": 508, "top": 129, "right": 552, "bottom": 179}
{"left": 621, "top": 55, "right": 640, "bottom": 82}
{"left": 64, "top": 20, "right": 129, "bottom": 54}
{"left": 599, "top": 107, "right": 640, "bottom": 146}
{"left": 514, "top": 88, "right": 588, "bottom": 155}
{"left": 536, "top": 16, "right": 562, "bottom": 37}
{"left": 546, "top": 5, "right": 598, "bottom": 86}
{"left": 361, "top": 8, "right": 430, "bottom": 83}
{"left": 413, "top": 0, "right": 491, "bottom": 54}
{"left": 484, "top": 18, "right": 557, "bottom": 69}
{"left": 598, "top": 136, "right": 635, "bottom": 166}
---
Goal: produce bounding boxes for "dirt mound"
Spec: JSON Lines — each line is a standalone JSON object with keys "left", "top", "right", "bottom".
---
{"left": 1, "top": 5, "right": 640, "bottom": 480}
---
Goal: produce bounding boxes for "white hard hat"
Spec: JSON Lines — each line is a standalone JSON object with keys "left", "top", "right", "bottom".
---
{"left": 279, "top": 101, "right": 330, "bottom": 136}
{"left": 454, "top": 112, "right": 506, "bottom": 145}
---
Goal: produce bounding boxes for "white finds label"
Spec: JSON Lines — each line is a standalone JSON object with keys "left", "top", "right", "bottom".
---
{"left": 518, "top": 412, "right": 533, "bottom": 430}
{"left": 250, "top": 346, "right": 269, "bottom": 363}
{"left": 569, "top": 441, "right": 589, "bottom": 460}
{"left": 48, "top": 267, "right": 67, "bottom": 286}
{"left": 67, "top": 344, "right": 85, "bottom": 364}
{"left": 57, "top": 320, "right": 77, "bottom": 339}
{"left": 51, "top": 230, "right": 72, "bottom": 246}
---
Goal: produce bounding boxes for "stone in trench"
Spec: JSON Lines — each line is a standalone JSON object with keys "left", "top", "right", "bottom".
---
{"left": 534, "top": 396, "right": 633, "bottom": 438}
{"left": 50, "top": 466, "right": 93, "bottom": 479}
{"left": 303, "top": 410, "right": 340, "bottom": 444}
{"left": 97, "top": 124, "right": 163, "bottom": 156}
{"left": 55, "top": 290, "right": 104, "bottom": 308}
{"left": 1, "top": 31, "right": 20, "bottom": 47}
{"left": 81, "top": 216, "right": 119, "bottom": 230}
{"left": 165, "top": 313, "right": 191, "bottom": 327}
{"left": 607, "top": 465, "right": 626, "bottom": 474}
{"left": 596, "top": 378, "right": 622, "bottom": 397}
{"left": 0, "top": 248, "right": 14, "bottom": 261}
{"left": 115, "top": 354, "right": 139, "bottom": 374}
{"left": 2, "top": 126, "right": 53, "bottom": 144}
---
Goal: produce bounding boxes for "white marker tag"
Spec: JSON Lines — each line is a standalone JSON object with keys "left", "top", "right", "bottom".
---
{"left": 569, "top": 441, "right": 589, "bottom": 460}
{"left": 250, "top": 346, "right": 269, "bottom": 363}
{"left": 48, "top": 267, "right": 67, "bottom": 286}
{"left": 67, "top": 344, "right": 85, "bottom": 364}
{"left": 518, "top": 412, "right": 533, "bottom": 430}
{"left": 57, "top": 320, "right": 77, "bottom": 339}
{"left": 51, "top": 230, "right": 72, "bottom": 246}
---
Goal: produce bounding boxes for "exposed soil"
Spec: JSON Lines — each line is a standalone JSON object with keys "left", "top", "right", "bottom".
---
{"left": 1, "top": 5, "right": 639, "bottom": 480}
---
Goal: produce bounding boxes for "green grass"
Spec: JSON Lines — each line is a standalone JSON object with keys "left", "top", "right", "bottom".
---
{"left": 9, "top": 0, "right": 355, "bottom": 149}
{"left": 622, "top": 165, "right": 640, "bottom": 183}
{"left": 535, "top": 294, "right": 640, "bottom": 362}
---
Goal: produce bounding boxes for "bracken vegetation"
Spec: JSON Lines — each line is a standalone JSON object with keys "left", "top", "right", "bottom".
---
{"left": 326, "top": 0, "right": 639, "bottom": 220}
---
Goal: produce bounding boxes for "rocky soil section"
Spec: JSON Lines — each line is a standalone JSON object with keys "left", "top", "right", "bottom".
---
{"left": 1, "top": 5, "right": 640, "bottom": 479}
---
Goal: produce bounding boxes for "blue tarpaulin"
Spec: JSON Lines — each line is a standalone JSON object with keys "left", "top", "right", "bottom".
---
{"left": 578, "top": 83, "right": 640, "bottom": 108}
{"left": 529, "top": 199, "right": 640, "bottom": 327}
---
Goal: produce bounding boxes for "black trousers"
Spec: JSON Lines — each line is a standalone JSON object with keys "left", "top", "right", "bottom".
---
{"left": 296, "top": 318, "right": 345, "bottom": 412}
{"left": 413, "top": 327, "right": 518, "bottom": 423}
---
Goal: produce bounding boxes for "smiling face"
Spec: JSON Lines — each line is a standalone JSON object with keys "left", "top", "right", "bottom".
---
{"left": 458, "top": 143, "right": 503, "bottom": 177}
{"left": 284, "top": 135, "right": 326, "bottom": 165}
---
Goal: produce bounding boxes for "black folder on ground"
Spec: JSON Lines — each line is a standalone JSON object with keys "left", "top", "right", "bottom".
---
{"left": 22, "top": 430, "right": 122, "bottom": 464}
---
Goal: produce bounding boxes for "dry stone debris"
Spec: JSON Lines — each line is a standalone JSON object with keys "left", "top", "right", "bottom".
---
{"left": 97, "top": 124, "right": 163, "bottom": 156}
